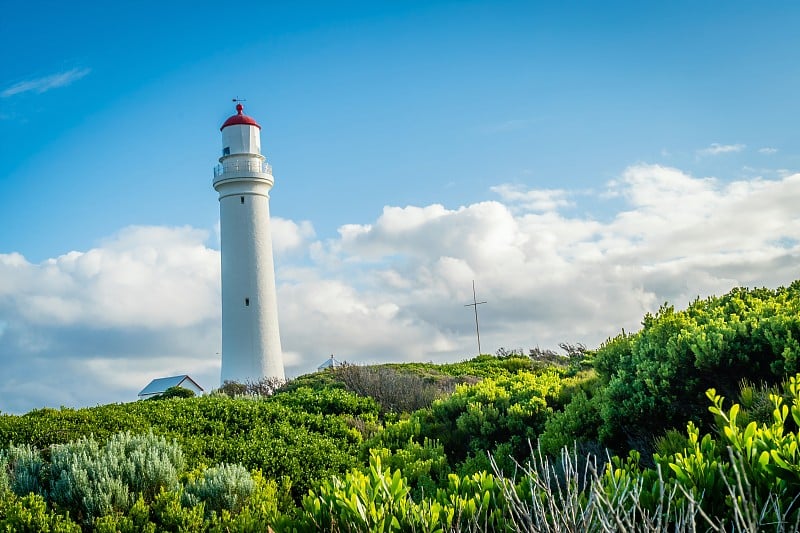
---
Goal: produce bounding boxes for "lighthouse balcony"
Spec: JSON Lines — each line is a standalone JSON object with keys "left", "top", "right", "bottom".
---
{"left": 213, "top": 160, "right": 272, "bottom": 180}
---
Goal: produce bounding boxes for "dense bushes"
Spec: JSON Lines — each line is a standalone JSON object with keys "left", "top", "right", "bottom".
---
{"left": 3, "top": 281, "right": 800, "bottom": 530}
{"left": 2, "top": 432, "right": 183, "bottom": 524}
{"left": 0, "top": 388, "right": 375, "bottom": 498}
{"left": 4, "top": 370, "right": 800, "bottom": 530}
{"left": 365, "top": 370, "right": 571, "bottom": 479}
{"left": 582, "top": 281, "right": 800, "bottom": 451}
{"left": 315, "top": 376, "right": 800, "bottom": 531}
{"left": 0, "top": 432, "right": 289, "bottom": 531}
{"left": 0, "top": 492, "right": 81, "bottom": 532}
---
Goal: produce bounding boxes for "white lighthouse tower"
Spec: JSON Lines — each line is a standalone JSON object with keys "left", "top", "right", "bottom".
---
{"left": 213, "top": 102, "right": 285, "bottom": 384}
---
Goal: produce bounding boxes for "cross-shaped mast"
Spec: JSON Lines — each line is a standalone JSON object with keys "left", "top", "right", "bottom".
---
{"left": 464, "top": 280, "right": 487, "bottom": 356}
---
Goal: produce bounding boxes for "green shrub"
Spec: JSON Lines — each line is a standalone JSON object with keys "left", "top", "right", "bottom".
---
{"left": 271, "top": 386, "right": 380, "bottom": 418}
{"left": 420, "top": 371, "right": 563, "bottom": 465}
{"left": 299, "top": 452, "right": 447, "bottom": 532}
{"left": 539, "top": 389, "right": 603, "bottom": 457}
{"left": 652, "top": 428, "right": 689, "bottom": 458}
{"left": 736, "top": 379, "right": 783, "bottom": 427}
{"left": 591, "top": 282, "right": 800, "bottom": 452}
{"left": 0, "top": 394, "right": 365, "bottom": 502}
{"left": 213, "top": 470, "right": 290, "bottom": 530}
{"left": 434, "top": 469, "right": 514, "bottom": 531}
{"left": 370, "top": 438, "right": 450, "bottom": 499}
{"left": 150, "top": 489, "right": 206, "bottom": 531}
{"left": 147, "top": 386, "right": 196, "bottom": 400}
{"left": 0, "top": 492, "right": 81, "bottom": 532}
{"left": 92, "top": 496, "right": 156, "bottom": 533}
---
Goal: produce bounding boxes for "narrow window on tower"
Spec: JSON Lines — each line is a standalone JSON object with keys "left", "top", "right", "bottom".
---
{"left": 240, "top": 196, "right": 245, "bottom": 204}
{"left": 245, "top": 298, "right": 250, "bottom": 307}
{"left": 222, "top": 147, "right": 230, "bottom": 156}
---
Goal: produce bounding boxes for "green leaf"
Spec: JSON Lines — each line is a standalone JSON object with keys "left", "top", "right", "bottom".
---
{"left": 758, "top": 451, "right": 770, "bottom": 467}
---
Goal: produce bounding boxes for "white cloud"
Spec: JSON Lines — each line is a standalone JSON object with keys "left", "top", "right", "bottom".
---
{"left": 0, "top": 226, "right": 221, "bottom": 413}
{"left": 2, "top": 166, "right": 800, "bottom": 413}
{"left": 271, "top": 217, "right": 315, "bottom": 254}
{"left": 1, "top": 67, "right": 92, "bottom": 98}
{"left": 490, "top": 184, "right": 573, "bottom": 212}
{"left": 697, "top": 143, "right": 746, "bottom": 156}
{"left": 759, "top": 147, "right": 778, "bottom": 155}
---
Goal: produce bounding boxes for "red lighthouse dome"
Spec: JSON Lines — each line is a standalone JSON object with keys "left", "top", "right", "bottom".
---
{"left": 220, "top": 103, "right": 261, "bottom": 131}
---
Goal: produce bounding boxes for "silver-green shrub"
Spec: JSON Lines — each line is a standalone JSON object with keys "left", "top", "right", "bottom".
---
{"left": 182, "top": 463, "right": 254, "bottom": 516}
{"left": 3, "top": 444, "right": 45, "bottom": 496}
{"left": 49, "top": 436, "right": 131, "bottom": 522}
{"left": 0, "top": 456, "right": 8, "bottom": 494}
{"left": 104, "top": 431, "right": 184, "bottom": 500}
{"left": 48, "top": 431, "right": 183, "bottom": 524}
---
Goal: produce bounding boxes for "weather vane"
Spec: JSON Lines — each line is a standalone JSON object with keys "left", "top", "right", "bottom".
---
{"left": 232, "top": 97, "right": 247, "bottom": 103}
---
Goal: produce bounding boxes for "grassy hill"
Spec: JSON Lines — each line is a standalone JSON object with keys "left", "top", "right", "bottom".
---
{"left": 1, "top": 281, "right": 800, "bottom": 530}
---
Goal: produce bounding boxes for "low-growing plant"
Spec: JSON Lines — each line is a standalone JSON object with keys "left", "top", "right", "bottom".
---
{"left": 0, "top": 492, "right": 81, "bottom": 532}
{"left": 299, "top": 452, "right": 448, "bottom": 532}
{"left": 371, "top": 438, "right": 450, "bottom": 499}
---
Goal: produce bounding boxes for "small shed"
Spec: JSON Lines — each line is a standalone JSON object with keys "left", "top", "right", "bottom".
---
{"left": 138, "top": 375, "right": 204, "bottom": 400}
{"left": 317, "top": 354, "right": 341, "bottom": 371}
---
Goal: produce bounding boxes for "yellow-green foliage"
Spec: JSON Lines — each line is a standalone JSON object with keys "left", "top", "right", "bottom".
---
{"left": 421, "top": 370, "right": 564, "bottom": 463}
{"left": 299, "top": 451, "right": 515, "bottom": 533}
{"left": 601, "top": 373, "right": 800, "bottom": 524}
{"left": 592, "top": 281, "right": 800, "bottom": 450}
{"left": 300, "top": 452, "right": 448, "bottom": 532}
{"left": 0, "top": 492, "right": 81, "bottom": 532}
{"left": 392, "top": 354, "right": 538, "bottom": 379}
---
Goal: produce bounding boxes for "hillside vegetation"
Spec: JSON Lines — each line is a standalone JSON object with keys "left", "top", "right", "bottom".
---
{"left": 1, "top": 280, "right": 799, "bottom": 531}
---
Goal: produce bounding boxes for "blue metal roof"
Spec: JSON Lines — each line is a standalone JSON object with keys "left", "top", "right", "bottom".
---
{"left": 138, "top": 375, "right": 203, "bottom": 397}
{"left": 317, "top": 355, "right": 340, "bottom": 371}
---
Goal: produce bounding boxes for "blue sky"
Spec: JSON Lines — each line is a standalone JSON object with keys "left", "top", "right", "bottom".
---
{"left": 1, "top": 1, "right": 799, "bottom": 412}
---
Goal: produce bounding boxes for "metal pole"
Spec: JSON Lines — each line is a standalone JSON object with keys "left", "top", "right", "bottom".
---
{"left": 465, "top": 280, "right": 487, "bottom": 356}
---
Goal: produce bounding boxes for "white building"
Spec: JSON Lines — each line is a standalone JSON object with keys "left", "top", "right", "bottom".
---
{"left": 214, "top": 103, "right": 285, "bottom": 384}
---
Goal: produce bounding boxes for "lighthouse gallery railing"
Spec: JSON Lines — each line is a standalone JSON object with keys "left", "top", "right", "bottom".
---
{"left": 213, "top": 160, "right": 272, "bottom": 178}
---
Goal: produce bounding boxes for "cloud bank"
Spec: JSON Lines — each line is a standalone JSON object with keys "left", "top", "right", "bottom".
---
{"left": 1, "top": 164, "right": 799, "bottom": 413}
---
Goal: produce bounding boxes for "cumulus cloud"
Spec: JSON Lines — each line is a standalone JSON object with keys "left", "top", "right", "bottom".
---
{"left": 697, "top": 143, "right": 746, "bottom": 156}
{"left": 759, "top": 147, "right": 778, "bottom": 155}
{"left": 271, "top": 217, "right": 315, "bottom": 254}
{"left": 2, "top": 165, "right": 800, "bottom": 413}
{"left": 0, "top": 226, "right": 221, "bottom": 413}
{"left": 1, "top": 67, "right": 91, "bottom": 98}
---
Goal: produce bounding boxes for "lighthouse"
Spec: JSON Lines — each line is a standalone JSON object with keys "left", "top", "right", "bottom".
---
{"left": 213, "top": 103, "right": 285, "bottom": 384}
